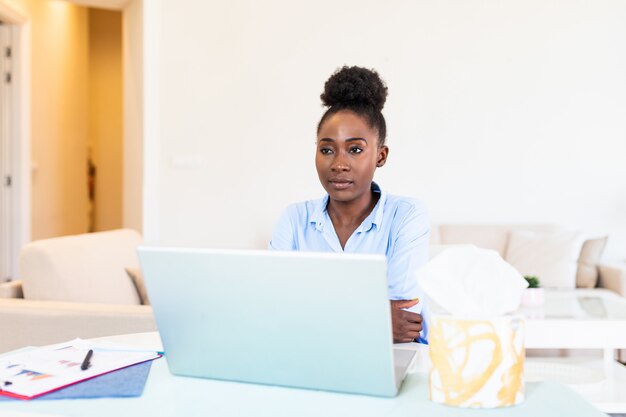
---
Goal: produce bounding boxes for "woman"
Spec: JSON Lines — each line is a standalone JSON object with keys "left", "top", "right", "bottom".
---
{"left": 269, "top": 66, "right": 430, "bottom": 343}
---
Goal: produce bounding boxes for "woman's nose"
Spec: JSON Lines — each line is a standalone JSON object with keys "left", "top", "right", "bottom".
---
{"left": 331, "top": 151, "right": 350, "bottom": 171}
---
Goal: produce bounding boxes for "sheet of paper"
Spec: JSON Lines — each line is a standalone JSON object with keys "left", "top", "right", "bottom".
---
{"left": 0, "top": 339, "right": 160, "bottom": 399}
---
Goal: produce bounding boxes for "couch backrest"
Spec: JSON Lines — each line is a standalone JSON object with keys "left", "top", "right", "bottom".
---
{"left": 20, "top": 229, "right": 143, "bottom": 305}
{"left": 432, "top": 224, "right": 557, "bottom": 257}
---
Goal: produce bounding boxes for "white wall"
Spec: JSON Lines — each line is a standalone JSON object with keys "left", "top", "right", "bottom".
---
{"left": 145, "top": 0, "right": 626, "bottom": 259}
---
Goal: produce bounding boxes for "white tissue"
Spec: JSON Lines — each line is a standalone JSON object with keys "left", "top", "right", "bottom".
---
{"left": 416, "top": 245, "right": 528, "bottom": 317}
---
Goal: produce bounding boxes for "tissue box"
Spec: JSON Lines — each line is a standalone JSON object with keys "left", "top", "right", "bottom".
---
{"left": 428, "top": 314, "right": 525, "bottom": 408}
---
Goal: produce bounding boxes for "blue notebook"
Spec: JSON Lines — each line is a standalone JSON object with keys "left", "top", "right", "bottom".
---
{"left": 0, "top": 360, "right": 153, "bottom": 401}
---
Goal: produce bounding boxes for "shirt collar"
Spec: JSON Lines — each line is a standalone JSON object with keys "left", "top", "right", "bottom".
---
{"left": 310, "top": 194, "right": 330, "bottom": 231}
{"left": 309, "top": 182, "right": 387, "bottom": 233}
{"left": 358, "top": 182, "right": 386, "bottom": 233}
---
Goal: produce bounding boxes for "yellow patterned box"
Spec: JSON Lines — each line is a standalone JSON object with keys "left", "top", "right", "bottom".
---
{"left": 428, "top": 314, "right": 525, "bottom": 408}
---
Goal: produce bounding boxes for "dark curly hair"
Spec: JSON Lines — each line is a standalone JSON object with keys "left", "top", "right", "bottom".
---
{"left": 317, "top": 66, "right": 388, "bottom": 146}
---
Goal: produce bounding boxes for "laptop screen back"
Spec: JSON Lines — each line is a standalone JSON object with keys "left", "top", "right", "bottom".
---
{"left": 138, "top": 247, "right": 398, "bottom": 397}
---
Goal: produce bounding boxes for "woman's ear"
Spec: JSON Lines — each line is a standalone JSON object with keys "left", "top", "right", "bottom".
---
{"left": 376, "top": 146, "right": 389, "bottom": 168}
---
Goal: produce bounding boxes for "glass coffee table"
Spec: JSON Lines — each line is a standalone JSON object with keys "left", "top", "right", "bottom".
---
{"left": 518, "top": 288, "right": 626, "bottom": 414}
{"left": 520, "top": 288, "right": 626, "bottom": 362}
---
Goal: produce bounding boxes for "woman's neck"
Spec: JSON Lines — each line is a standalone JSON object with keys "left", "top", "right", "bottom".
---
{"left": 327, "top": 190, "right": 380, "bottom": 229}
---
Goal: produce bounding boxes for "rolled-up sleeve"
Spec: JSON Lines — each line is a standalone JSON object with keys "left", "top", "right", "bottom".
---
{"left": 386, "top": 201, "right": 430, "bottom": 342}
{"left": 387, "top": 201, "right": 430, "bottom": 299}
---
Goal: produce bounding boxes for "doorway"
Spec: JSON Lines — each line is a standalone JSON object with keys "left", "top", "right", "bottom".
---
{"left": 0, "top": 2, "right": 28, "bottom": 283}
{"left": 88, "top": 8, "right": 123, "bottom": 233}
{"left": 0, "top": 0, "right": 142, "bottom": 282}
{"left": 0, "top": 21, "right": 13, "bottom": 281}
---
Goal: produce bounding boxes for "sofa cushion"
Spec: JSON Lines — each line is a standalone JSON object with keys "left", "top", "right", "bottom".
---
{"left": 20, "top": 229, "right": 143, "bottom": 305}
{"left": 576, "top": 236, "right": 608, "bottom": 288}
{"left": 504, "top": 230, "right": 585, "bottom": 289}
{"left": 437, "top": 224, "right": 557, "bottom": 257}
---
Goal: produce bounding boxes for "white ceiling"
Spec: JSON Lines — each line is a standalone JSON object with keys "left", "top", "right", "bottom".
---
{"left": 63, "top": 0, "right": 129, "bottom": 11}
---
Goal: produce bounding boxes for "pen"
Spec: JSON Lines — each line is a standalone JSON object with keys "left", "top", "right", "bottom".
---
{"left": 80, "top": 349, "right": 93, "bottom": 371}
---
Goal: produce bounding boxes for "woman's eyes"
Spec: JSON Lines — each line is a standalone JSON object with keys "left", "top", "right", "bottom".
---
{"left": 349, "top": 147, "right": 363, "bottom": 154}
{"left": 319, "top": 146, "right": 363, "bottom": 155}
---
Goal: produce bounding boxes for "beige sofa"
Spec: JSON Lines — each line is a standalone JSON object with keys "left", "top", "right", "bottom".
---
{"left": 1, "top": 224, "right": 623, "bottom": 355}
{"left": 430, "top": 224, "right": 626, "bottom": 297}
{"left": 0, "top": 229, "right": 156, "bottom": 353}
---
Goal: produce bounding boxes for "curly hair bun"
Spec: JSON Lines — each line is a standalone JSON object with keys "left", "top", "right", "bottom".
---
{"left": 320, "top": 66, "right": 388, "bottom": 112}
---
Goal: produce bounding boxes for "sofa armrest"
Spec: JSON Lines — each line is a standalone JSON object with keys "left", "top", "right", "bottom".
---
{"left": 0, "top": 280, "right": 24, "bottom": 299}
{"left": 0, "top": 298, "right": 157, "bottom": 354}
{"left": 598, "top": 262, "right": 626, "bottom": 298}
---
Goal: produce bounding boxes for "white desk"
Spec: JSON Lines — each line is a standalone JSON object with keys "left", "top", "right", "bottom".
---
{"left": 0, "top": 332, "right": 608, "bottom": 417}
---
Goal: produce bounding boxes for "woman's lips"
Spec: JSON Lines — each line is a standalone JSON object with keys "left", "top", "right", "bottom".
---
{"left": 329, "top": 180, "right": 353, "bottom": 190}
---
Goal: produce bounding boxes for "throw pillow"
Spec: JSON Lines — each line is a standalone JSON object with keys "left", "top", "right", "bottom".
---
{"left": 125, "top": 267, "right": 151, "bottom": 305}
{"left": 505, "top": 230, "right": 585, "bottom": 289}
{"left": 576, "top": 236, "right": 608, "bottom": 288}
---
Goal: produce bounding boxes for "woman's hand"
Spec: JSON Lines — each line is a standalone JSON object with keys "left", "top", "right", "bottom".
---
{"left": 390, "top": 299, "right": 423, "bottom": 343}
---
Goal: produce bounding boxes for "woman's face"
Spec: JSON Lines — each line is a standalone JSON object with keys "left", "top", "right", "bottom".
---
{"left": 316, "top": 110, "right": 388, "bottom": 204}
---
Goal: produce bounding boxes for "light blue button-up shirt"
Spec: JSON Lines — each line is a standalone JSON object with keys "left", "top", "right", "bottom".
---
{"left": 269, "top": 183, "right": 430, "bottom": 342}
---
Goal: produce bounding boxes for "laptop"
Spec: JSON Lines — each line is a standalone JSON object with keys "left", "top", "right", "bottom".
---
{"left": 137, "top": 247, "right": 416, "bottom": 397}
